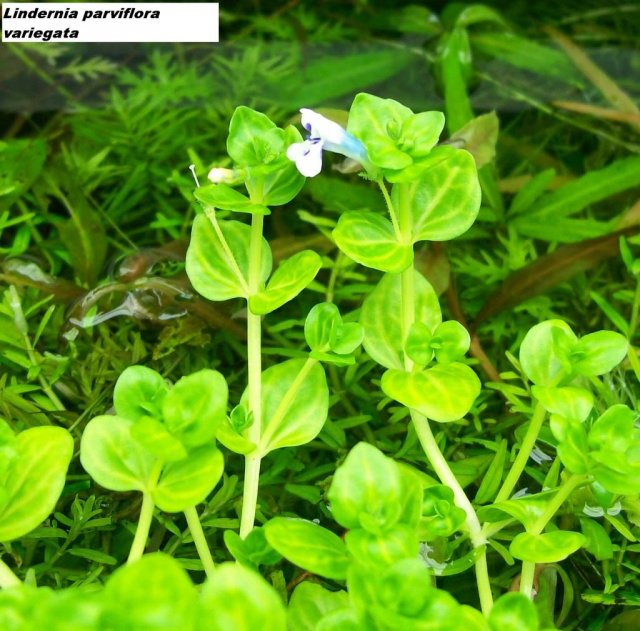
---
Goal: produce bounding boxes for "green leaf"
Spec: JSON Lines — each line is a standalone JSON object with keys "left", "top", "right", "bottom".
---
{"left": 153, "top": 447, "right": 224, "bottom": 512}
{"left": 478, "top": 490, "right": 557, "bottom": 529}
{"left": 304, "top": 303, "right": 364, "bottom": 361}
{"left": 216, "top": 417, "right": 256, "bottom": 455}
{"left": 130, "top": 417, "right": 187, "bottom": 462}
{"left": 393, "top": 149, "right": 480, "bottom": 243}
{"left": 194, "top": 184, "right": 270, "bottom": 216}
{"left": 102, "top": 553, "right": 197, "bottom": 631}
{"left": 199, "top": 563, "right": 287, "bottom": 631}
{"left": 186, "top": 215, "right": 272, "bottom": 302}
{"left": 509, "top": 531, "right": 586, "bottom": 563}
{"left": 348, "top": 559, "right": 462, "bottom": 630}
{"left": 454, "top": 5, "right": 508, "bottom": 28}
{"left": 361, "top": 271, "right": 441, "bottom": 370}
{"left": 590, "top": 290, "right": 630, "bottom": 336}
{"left": 348, "top": 93, "right": 414, "bottom": 154}
{"left": 401, "top": 111, "right": 445, "bottom": 157}
{"left": 317, "top": 609, "right": 362, "bottom": 631}
{"left": 345, "top": 526, "right": 418, "bottom": 568}
{"left": 162, "top": 369, "right": 228, "bottom": 449}
{"left": 519, "top": 320, "right": 577, "bottom": 386}
{"left": 333, "top": 211, "right": 413, "bottom": 273}
{"left": 579, "top": 518, "right": 614, "bottom": 561}
{"left": 68, "top": 547, "right": 118, "bottom": 565}
{"left": 509, "top": 169, "right": 556, "bottom": 216}
{"left": 438, "top": 29, "right": 474, "bottom": 133}
{"left": 58, "top": 191, "right": 107, "bottom": 287}
{"left": 570, "top": 331, "right": 628, "bottom": 376}
{"left": 460, "top": 605, "right": 491, "bottom": 631}
{"left": 348, "top": 93, "right": 444, "bottom": 172}
{"left": 470, "top": 32, "right": 582, "bottom": 83}
{"left": 227, "top": 106, "right": 281, "bottom": 167}
{"left": 245, "top": 137, "right": 305, "bottom": 207}
{"left": 420, "top": 485, "right": 467, "bottom": 539}
{"left": 554, "top": 419, "right": 590, "bottom": 474}
{"left": 249, "top": 250, "right": 322, "bottom": 315}
{"left": 432, "top": 320, "right": 471, "bottom": 363}
{"left": 288, "top": 583, "right": 350, "bottom": 631}
{"left": 532, "top": 386, "right": 593, "bottom": 422}
{"left": 243, "top": 359, "right": 329, "bottom": 455}
{"left": 513, "top": 157, "right": 640, "bottom": 242}
{"left": 489, "top": 592, "right": 538, "bottom": 631}
{"left": 327, "top": 442, "right": 404, "bottom": 533}
{"left": 404, "top": 322, "right": 434, "bottom": 367}
{"left": 80, "top": 415, "right": 156, "bottom": 492}
{"left": 272, "top": 51, "right": 413, "bottom": 109}
{"left": 304, "top": 302, "right": 339, "bottom": 351}
{"left": 588, "top": 405, "right": 640, "bottom": 495}
{"left": 520, "top": 156, "right": 640, "bottom": 222}
{"left": 0, "top": 427, "right": 73, "bottom": 542}
{"left": 330, "top": 322, "right": 364, "bottom": 356}
{"left": 113, "top": 365, "right": 168, "bottom": 422}
{"left": 381, "top": 363, "right": 481, "bottom": 423}
{"left": 264, "top": 518, "right": 350, "bottom": 580}
{"left": 223, "top": 527, "right": 281, "bottom": 568}
{"left": 448, "top": 112, "right": 499, "bottom": 169}
{"left": 588, "top": 405, "right": 635, "bottom": 453}
{"left": 0, "top": 139, "right": 46, "bottom": 207}
{"left": 475, "top": 439, "right": 508, "bottom": 505}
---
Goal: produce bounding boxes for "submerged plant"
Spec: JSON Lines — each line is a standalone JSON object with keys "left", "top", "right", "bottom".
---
{"left": 0, "top": 87, "right": 636, "bottom": 631}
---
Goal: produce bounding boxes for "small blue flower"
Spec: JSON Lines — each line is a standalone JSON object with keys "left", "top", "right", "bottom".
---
{"left": 286, "top": 108, "right": 369, "bottom": 177}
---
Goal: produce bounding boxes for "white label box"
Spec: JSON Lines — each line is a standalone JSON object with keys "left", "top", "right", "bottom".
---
{"left": 2, "top": 3, "right": 219, "bottom": 43}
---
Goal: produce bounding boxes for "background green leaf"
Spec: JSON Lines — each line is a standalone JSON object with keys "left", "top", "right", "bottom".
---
{"left": 264, "top": 517, "right": 350, "bottom": 580}
{"left": 0, "top": 427, "right": 73, "bottom": 542}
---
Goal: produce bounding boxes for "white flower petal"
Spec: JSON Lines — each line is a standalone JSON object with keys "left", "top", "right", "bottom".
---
{"left": 583, "top": 504, "right": 605, "bottom": 518}
{"left": 300, "top": 108, "right": 351, "bottom": 146}
{"left": 286, "top": 139, "right": 324, "bottom": 177}
{"left": 208, "top": 167, "right": 235, "bottom": 184}
{"left": 286, "top": 141, "right": 310, "bottom": 161}
{"left": 606, "top": 501, "right": 622, "bottom": 516}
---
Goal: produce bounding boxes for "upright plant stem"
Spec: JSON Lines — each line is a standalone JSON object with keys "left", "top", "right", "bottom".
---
{"left": 240, "top": 214, "right": 265, "bottom": 539}
{"left": 391, "top": 182, "right": 493, "bottom": 615}
{"left": 411, "top": 411, "right": 493, "bottom": 614}
{"left": 184, "top": 506, "right": 215, "bottom": 578}
{"left": 127, "top": 461, "right": 162, "bottom": 564}
{"left": 495, "top": 402, "right": 547, "bottom": 503}
{"left": 0, "top": 557, "right": 21, "bottom": 588}
{"left": 127, "top": 493, "right": 156, "bottom": 564}
{"left": 519, "top": 474, "right": 587, "bottom": 598}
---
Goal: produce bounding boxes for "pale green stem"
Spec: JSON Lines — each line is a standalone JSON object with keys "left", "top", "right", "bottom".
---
{"left": 411, "top": 411, "right": 493, "bottom": 615}
{"left": 0, "top": 557, "right": 21, "bottom": 589}
{"left": 393, "top": 183, "right": 493, "bottom": 615}
{"left": 519, "top": 474, "right": 587, "bottom": 598}
{"left": 184, "top": 506, "right": 215, "bottom": 578}
{"left": 495, "top": 401, "right": 547, "bottom": 503}
{"left": 519, "top": 560, "right": 537, "bottom": 600}
{"left": 240, "top": 214, "right": 265, "bottom": 539}
{"left": 127, "top": 461, "right": 163, "bottom": 564}
{"left": 377, "top": 180, "right": 402, "bottom": 241}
